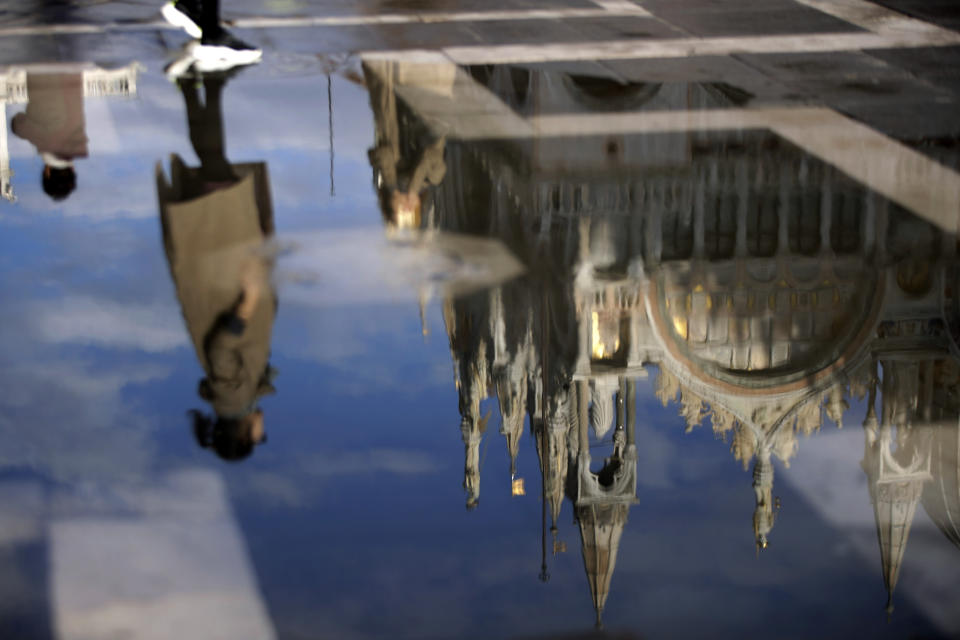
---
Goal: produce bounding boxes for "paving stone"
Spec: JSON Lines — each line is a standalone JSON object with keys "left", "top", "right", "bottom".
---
{"left": 839, "top": 97, "right": 960, "bottom": 141}
{"left": 538, "top": 16, "right": 686, "bottom": 41}
{"left": 603, "top": 55, "right": 805, "bottom": 106}
{"left": 735, "top": 51, "right": 902, "bottom": 80}
{"left": 869, "top": 0, "right": 960, "bottom": 31}
{"left": 603, "top": 55, "right": 771, "bottom": 83}
{"left": 505, "top": 60, "right": 628, "bottom": 82}
{"left": 0, "top": 36, "right": 61, "bottom": 65}
{"left": 462, "top": 18, "right": 587, "bottom": 45}
{"left": 513, "top": 0, "right": 601, "bottom": 7}
{"left": 804, "top": 76, "right": 950, "bottom": 106}
{"left": 54, "top": 32, "right": 167, "bottom": 67}
{"left": 867, "top": 47, "right": 960, "bottom": 97}
{"left": 640, "top": 0, "right": 810, "bottom": 11}
{"left": 366, "top": 21, "right": 483, "bottom": 49}
{"left": 643, "top": 6, "right": 865, "bottom": 37}
{"left": 734, "top": 50, "right": 957, "bottom": 119}
{"left": 261, "top": 22, "right": 484, "bottom": 54}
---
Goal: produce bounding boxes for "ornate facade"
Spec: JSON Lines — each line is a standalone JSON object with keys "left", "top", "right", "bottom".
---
{"left": 365, "top": 60, "right": 960, "bottom": 626}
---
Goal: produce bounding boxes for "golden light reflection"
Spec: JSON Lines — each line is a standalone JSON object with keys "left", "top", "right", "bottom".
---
{"left": 673, "top": 315, "right": 688, "bottom": 340}
{"left": 591, "top": 311, "right": 621, "bottom": 360}
{"left": 395, "top": 206, "right": 419, "bottom": 230}
{"left": 512, "top": 478, "right": 526, "bottom": 496}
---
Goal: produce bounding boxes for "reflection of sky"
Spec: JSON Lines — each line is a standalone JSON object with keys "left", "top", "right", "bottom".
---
{"left": 0, "top": 67, "right": 956, "bottom": 639}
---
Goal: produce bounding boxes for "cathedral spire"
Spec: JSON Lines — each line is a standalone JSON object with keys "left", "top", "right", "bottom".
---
{"left": 461, "top": 411, "right": 489, "bottom": 510}
{"left": 825, "top": 385, "right": 849, "bottom": 429}
{"left": 573, "top": 378, "right": 639, "bottom": 628}
{"left": 862, "top": 360, "right": 932, "bottom": 616}
{"left": 497, "top": 372, "right": 526, "bottom": 492}
{"left": 418, "top": 288, "right": 430, "bottom": 338}
{"left": 578, "top": 503, "right": 629, "bottom": 630}
{"left": 752, "top": 448, "right": 777, "bottom": 553}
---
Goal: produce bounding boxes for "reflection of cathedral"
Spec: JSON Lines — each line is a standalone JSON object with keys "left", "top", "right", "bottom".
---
{"left": 365, "top": 60, "right": 960, "bottom": 627}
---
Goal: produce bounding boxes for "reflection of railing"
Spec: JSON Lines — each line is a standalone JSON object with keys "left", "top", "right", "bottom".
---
{"left": 81, "top": 65, "right": 142, "bottom": 99}
{"left": 0, "top": 68, "right": 27, "bottom": 103}
{"left": 0, "top": 63, "right": 142, "bottom": 104}
{"left": 0, "top": 62, "right": 142, "bottom": 203}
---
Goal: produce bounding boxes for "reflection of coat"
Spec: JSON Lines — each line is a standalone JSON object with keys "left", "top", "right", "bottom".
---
{"left": 11, "top": 73, "right": 88, "bottom": 159}
{"left": 157, "top": 155, "right": 276, "bottom": 417}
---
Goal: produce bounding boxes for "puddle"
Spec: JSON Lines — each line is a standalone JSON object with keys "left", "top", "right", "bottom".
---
{"left": 0, "top": 57, "right": 958, "bottom": 639}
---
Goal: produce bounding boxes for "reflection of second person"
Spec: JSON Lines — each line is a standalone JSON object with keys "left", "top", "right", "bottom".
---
{"left": 363, "top": 60, "right": 447, "bottom": 231}
{"left": 157, "top": 70, "right": 276, "bottom": 462}
{"left": 11, "top": 72, "right": 87, "bottom": 201}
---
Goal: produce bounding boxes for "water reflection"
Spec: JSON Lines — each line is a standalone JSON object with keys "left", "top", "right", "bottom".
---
{"left": 363, "top": 60, "right": 960, "bottom": 628}
{"left": 0, "top": 63, "right": 140, "bottom": 203}
{"left": 157, "top": 70, "right": 276, "bottom": 461}
{"left": 0, "top": 52, "right": 956, "bottom": 637}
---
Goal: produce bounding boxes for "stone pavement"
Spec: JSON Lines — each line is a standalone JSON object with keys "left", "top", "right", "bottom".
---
{"left": 1, "top": 3, "right": 959, "bottom": 639}
{"left": 0, "top": 0, "right": 958, "bottom": 163}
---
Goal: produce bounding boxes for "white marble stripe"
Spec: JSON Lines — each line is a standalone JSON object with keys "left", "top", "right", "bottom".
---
{"left": 0, "top": 7, "right": 650, "bottom": 37}
{"left": 0, "top": 23, "right": 104, "bottom": 36}
{"left": 232, "top": 7, "right": 652, "bottom": 27}
{"left": 424, "top": 7, "right": 649, "bottom": 22}
{"left": 591, "top": 0, "right": 647, "bottom": 11}
{"left": 530, "top": 109, "right": 766, "bottom": 137}
{"left": 52, "top": 471, "right": 277, "bottom": 640}
{"left": 437, "top": 28, "right": 960, "bottom": 65}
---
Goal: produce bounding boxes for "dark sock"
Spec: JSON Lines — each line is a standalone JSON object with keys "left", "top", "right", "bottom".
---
{"left": 200, "top": 0, "right": 221, "bottom": 38}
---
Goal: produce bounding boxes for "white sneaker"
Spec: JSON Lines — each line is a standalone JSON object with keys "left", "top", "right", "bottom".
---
{"left": 193, "top": 30, "right": 262, "bottom": 71}
{"left": 164, "top": 47, "right": 197, "bottom": 81}
{"left": 161, "top": 1, "right": 203, "bottom": 39}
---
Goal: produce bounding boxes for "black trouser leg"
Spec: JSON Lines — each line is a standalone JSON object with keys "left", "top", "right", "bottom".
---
{"left": 180, "top": 76, "right": 236, "bottom": 182}
{"left": 200, "top": 0, "right": 221, "bottom": 38}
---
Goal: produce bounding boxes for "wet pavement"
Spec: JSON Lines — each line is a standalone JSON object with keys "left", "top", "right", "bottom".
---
{"left": 1, "top": 1, "right": 960, "bottom": 639}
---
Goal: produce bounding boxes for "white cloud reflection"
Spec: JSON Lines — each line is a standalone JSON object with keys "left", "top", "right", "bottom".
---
{"left": 784, "top": 427, "right": 960, "bottom": 635}
{"left": 31, "top": 296, "right": 187, "bottom": 352}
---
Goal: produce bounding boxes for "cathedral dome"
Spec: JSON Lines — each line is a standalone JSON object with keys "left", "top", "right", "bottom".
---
{"left": 649, "top": 257, "right": 884, "bottom": 392}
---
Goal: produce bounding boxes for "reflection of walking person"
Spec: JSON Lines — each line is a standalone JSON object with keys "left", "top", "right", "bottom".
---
{"left": 11, "top": 73, "right": 88, "bottom": 201}
{"left": 157, "top": 72, "right": 277, "bottom": 461}
{"left": 162, "top": 0, "right": 261, "bottom": 75}
{"left": 363, "top": 60, "right": 447, "bottom": 230}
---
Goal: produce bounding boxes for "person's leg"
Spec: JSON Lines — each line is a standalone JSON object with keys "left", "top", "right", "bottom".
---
{"left": 193, "top": 0, "right": 262, "bottom": 63}
{"left": 180, "top": 76, "right": 236, "bottom": 183}
{"left": 199, "top": 0, "right": 222, "bottom": 38}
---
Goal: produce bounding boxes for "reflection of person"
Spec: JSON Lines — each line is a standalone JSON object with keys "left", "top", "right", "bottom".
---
{"left": 362, "top": 60, "right": 447, "bottom": 230}
{"left": 162, "top": 0, "right": 261, "bottom": 65}
{"left": 157, "top": 71, "right": 276, "bottom": 462}
{"left": 11, "top": 73, "right": 88, "bottom": 201}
